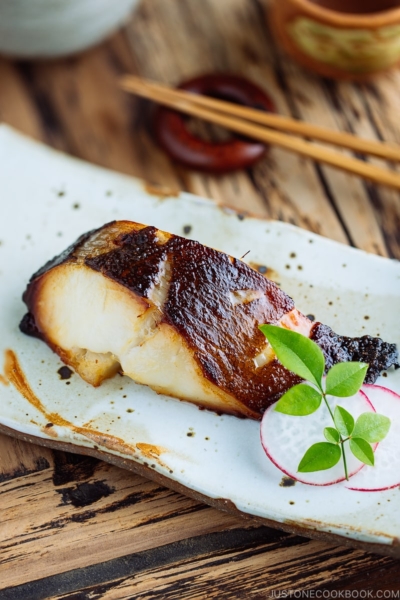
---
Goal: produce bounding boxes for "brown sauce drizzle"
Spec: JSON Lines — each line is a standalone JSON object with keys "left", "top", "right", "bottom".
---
{"left": 4, "top": 349, "right": 67, "bottom": 425}
{"left": 136, "top": 442, "right": 165, "bottom": 459}
{"left": 136, "top": 443, "right": 169, "bottom": 470}
{"left": 4, "top": 349, "right": 138, "bottom": 457}
{"left": 248, "top": 262, "right": 279, "bottom": 281}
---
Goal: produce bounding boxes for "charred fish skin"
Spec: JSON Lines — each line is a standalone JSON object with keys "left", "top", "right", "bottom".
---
{"left": 19, "top": 220, "right": 399, "bottom": 419}
{"left": 311, "top": 322, "right": 399, "bottom": 384}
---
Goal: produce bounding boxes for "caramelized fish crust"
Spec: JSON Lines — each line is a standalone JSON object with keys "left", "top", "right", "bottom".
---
{"left": 20, "top": 220, "right": 399, "bottom": 418}
{"left": 86, "top": 226, "right": 300, "bottom": 413}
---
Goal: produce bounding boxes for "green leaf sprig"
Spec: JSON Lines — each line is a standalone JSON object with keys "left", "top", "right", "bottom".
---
{"left": 259, "top": 325, "right": 391, "bottom": 480}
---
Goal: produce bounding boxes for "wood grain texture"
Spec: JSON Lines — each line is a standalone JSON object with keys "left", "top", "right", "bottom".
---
{"left": 125, "top": 0, "right": 399, "bottom": 257}
{"left": 0, "top": 0, "right": 400, "bottom": 597}
{"left": 0, "top": 459, "right": 248, "bottom": 591}
{"left": 0, "top": 433, "right": 52, "bottom": 483}
{"left": 0, "top": 60, "right": 43, "bottom": 142}
{"left": 42, "top": 540, "right": 399, "bottom": 599}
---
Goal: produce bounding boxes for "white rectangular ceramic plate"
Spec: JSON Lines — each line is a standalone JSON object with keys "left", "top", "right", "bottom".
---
{"left": 1, "top": 126, "right": 400, "bottom": 556}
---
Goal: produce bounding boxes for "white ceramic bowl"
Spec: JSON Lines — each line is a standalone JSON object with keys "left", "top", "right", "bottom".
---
{"left": 0, "top": 0, "right": 140, "bottom": 58}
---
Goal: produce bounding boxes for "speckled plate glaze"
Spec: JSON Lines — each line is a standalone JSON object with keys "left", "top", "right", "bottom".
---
{"left": 1, "top": 126, "right": 400, "bottom": 555}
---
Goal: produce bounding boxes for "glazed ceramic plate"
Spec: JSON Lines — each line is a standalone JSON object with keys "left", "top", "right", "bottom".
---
{"left": 1, "top": 126, "right": 400, "bottom": 555}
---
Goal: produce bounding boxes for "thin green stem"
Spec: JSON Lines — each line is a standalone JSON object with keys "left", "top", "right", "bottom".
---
{"left": 342, "top": 442, "right": 349, "bottom": 481}
{"left": 322, "top": 392, "right": 349, "bottom": 481}
{"left": 322, "top": 392, "right": 335, "bottom": 422}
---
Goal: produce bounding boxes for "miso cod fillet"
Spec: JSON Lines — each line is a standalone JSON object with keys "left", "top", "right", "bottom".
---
{"left": 20, "top": 221, "right": 399, "bottom": 419}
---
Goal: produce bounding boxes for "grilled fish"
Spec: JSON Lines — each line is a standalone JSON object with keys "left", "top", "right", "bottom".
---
{"left": 20, "top": 221, "right": 399, "bottom": 419}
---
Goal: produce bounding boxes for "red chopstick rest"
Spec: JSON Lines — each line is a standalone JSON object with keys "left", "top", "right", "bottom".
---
{"left": 153, "top": 74, "right": 276, "bottom": 174}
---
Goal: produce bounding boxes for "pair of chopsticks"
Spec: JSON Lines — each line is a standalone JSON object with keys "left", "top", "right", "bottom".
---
{"left": 119, "top": 75, "right": 400, "bottom": 190}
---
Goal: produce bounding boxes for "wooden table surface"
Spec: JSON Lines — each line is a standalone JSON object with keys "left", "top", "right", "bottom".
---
{"left": 1, "top": 0, "right": 400, "bottom": 598}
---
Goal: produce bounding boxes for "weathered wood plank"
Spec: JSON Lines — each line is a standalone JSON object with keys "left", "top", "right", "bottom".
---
{"left": 274, "top": 58, "right": 389, "bottom": 256}
{"left": 0, "top": 0, "right": 399, "bottom": 595}
{"left": 356, "top": 75, "right": 400, "bottom": 258}
{"left": 5, "top": 526, "right": 399, "bottom": 599}
{"left": 0, "top": 60, "right": 43, "bottom": 141}
{"left": 0, "top": 433, "right": 52, "bottom": 483}
{"left": 126, "top": 0, "right": 400, "bottom": 256}
{"left": 49, "top": 540, "right": 396, "bottom": 600}
{"left": 125, "top": 0, "right": 349, "bottom": 242}
{"left": 0, "top": 460, "right": 243, "bottom": 590}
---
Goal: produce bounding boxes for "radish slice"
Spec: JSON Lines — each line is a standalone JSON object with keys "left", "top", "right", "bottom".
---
{"left": 346, "top": 385, "right": 400, "bottom": 492}
{"left": 260, "top": 390, "right": 375, "bottom": 486}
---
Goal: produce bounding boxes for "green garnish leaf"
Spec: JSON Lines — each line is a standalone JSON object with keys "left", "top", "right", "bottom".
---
{"left": 259, "top": 324, "right": 390, "bottom": 481}
{"left": 349, "top": 437, "right": 375, "bottom": 466}
{"left": 324, "top": 427, "right": 340, "bottom": 444}
{"left": 353, "top": 412, "right": 391, "bottom": 443}
{"left": 259, "top": 325, "right": 325, "bottom": 389}
{"left": 325, "top": 362, "right": 368, "bottom": 398}
{"left": 298, "top": 442, "right": 341, "bottom": 473}
{"left": 275, "top": 384, "right": 322, "bottom": 416}
{"left": 334, "top": 405, "right": 354, "bottom": 437}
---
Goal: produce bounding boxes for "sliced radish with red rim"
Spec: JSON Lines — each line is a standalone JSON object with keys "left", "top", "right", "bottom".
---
{"left": 260, "top": 390, "right": 375, "bottom": 486}
{"left": 346, "top": 385, "right": 400, "bottom": 492}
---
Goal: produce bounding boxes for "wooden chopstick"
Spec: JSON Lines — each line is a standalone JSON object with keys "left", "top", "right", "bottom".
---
{"left": 119, "top": 75, "right": 400, "bottom": 190}
{"left": 121, "top": 75, "right": 400, "bottom": 163}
